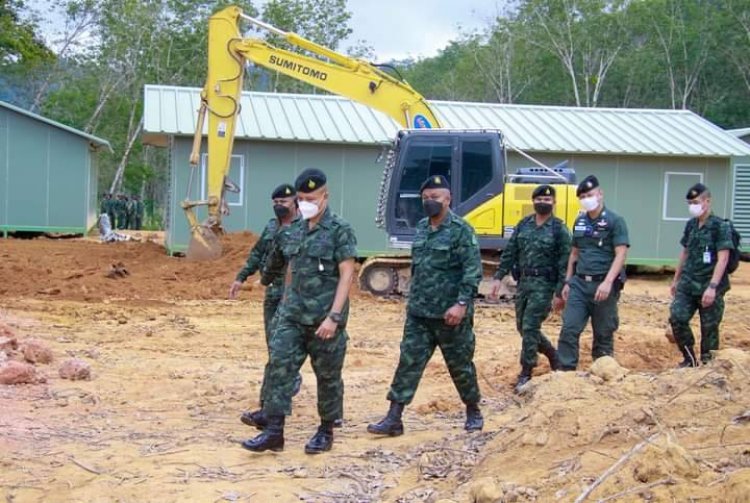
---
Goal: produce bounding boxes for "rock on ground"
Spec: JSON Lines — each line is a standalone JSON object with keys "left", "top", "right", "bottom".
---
{"left": 59, "top": 358, "right": 91, "bottom": 380}
{"left": 0, "top": 336, "right": 17, "bottom": 352}
{"left": 590, "top": 356, "right": 628, "bottom": 382}
{"left": 19, "top": 338, "right": 54, "bottom": 364}
{"left": 0, "top": 361, "right": 46, "bottom": 385}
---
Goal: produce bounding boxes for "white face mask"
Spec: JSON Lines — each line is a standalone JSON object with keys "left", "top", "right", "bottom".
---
{"left": 580, "top": 195, "right": 599, "bottom": 212}
{"left": 298, "top": 200, "right": 319, "bottom": 220}
{"left": 688, "top": 203, "right": 704, "bottom": 218}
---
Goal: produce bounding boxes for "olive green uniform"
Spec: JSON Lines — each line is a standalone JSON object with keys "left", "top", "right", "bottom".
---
{"left": 386, "top": 211, "right": 482, "bottom": 405}
{"left": 262, "top": 208, "right": 357, "bottom": 421}
{"left": 558, "top": 207, "right": 629, "bottom": 370}
{"left": 495, "top": 214, "right": 571, "bottom": 369}
{"left": 669, "top": 215, "right": 733, "bottom": 362}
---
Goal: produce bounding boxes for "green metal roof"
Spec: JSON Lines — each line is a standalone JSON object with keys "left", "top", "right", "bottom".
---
{"left": 0, "top": 100, "right": 113, "bottom": 152}
{"left": 143, "top": 84, "right": 750, "bottom": 157}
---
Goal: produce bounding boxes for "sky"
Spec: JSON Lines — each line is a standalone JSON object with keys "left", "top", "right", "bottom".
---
{"left": 328, "top": 0, "right": 503, "bottom": 62}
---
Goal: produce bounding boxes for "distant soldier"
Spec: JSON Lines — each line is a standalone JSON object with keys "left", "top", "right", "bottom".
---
{"left": 115, "top": 194, "right": 127, "bottom": 230}
{"left": 490, "top": 184, "right": 570, "bottom": 393}
{"left": 368, "top": 175, "right": 483, "bottom": 437}
{"left": 132, "top": 195, "right": 145, "bottom": 230}
{"left": 558, "top": 175, "right": 629, "bottom": 370}
{"left": 125, "top": 195, "right": 136, "bottom": 229}
{"left": 669, "top": 183, "right": 734, "bottom": 367}
{"left": 105, "top": 193, "right": 116, "bottom": 230}
{"left": 242, "top": 168, "right": 357, "bottom": 454}
{"left": 99, "top": 193, "right": 110, "bottom": 216}
{"left": 229, "top": 184, "right": 302, "bottom": 429}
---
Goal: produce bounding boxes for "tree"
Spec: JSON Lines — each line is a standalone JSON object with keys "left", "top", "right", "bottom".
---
{"left": 0, "top": 0, "right": 54, "bottom": 65}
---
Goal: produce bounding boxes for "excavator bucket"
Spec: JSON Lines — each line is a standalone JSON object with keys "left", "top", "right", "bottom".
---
{"left": 186, "top": 225, "right": 222, "bottom": 261}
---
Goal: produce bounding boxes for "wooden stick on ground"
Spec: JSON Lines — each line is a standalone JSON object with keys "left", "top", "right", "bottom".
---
{"left": 597, "top": 477, "right": 675, "bottom": 502}
{"left": 69, "top": 456, "right": 103, "bottom": 475}
{"left": 574, "top": 433, "right": 660, "bottom": 503}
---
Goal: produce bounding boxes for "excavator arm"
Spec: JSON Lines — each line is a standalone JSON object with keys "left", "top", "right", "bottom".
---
{"left": 184, "top": 5, "right": 440, "bottom": 260}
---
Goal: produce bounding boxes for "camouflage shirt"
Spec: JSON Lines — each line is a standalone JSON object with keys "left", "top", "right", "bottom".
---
{"left": 236, "top": 218, "right": 279, "bottom": 284}
{"left": 679, "top": 214, "right": 733, "bottom": 294}
{"left": 494, "top": 214, "right": 571, "bottom": 294}
{"left": 408, "top": 211, "right": 482, "bottom": 319}
{"left": 269, "top": 208, "right": 357, "bottom": 326}
{"left": 572, "top": 207, "right": 629, "bottom": 276}
{"left": 260, "top": 216, "right": 301, "bottom": 291}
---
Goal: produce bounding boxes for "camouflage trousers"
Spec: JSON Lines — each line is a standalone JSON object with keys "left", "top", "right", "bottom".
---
{"left": 387, "top": 313, "right": 481, "bottom": 405}
{"left": 515, "top": 281, "right": 556, "bottom": 369}
{"left": 669, "top": 286, "right": 725, "bottom": 362}
{"left": 558, "top": 276, "right": 620, "bottom": 370}
{"left": 258, "top": 290, "right": 283, "bottom": 404}
{"left": 262, "top": 315, "right": 347, "bottom": 421}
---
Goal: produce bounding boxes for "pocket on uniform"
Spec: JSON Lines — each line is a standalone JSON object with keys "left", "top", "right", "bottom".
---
{"left": 307, "top": 242, "right": 335, "bottom": 274}
{"left": 428, "top": 243, "right": 452, "bottom": 269}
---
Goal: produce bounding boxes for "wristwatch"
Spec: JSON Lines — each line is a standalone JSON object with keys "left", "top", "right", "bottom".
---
{"left": 328, "top": 312, "right": 343, "bottom": 324}
{"left": 457, "top": 300, "right": 467, "bottom": 307}
{"left": 708, "top": 282, "right": 718, "bottom": 289}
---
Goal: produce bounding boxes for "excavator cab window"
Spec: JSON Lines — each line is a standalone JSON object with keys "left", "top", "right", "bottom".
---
{"left": 460, "top": 140, "right": 493, "bottom": 203}
{"left": 394, "top": 142, "right": 452, "bottom": 229}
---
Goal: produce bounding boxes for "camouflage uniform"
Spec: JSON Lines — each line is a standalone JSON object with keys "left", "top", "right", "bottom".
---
{"left": 386, "top": 211, "right": 482, "bottom": 405}
{"left": 261, "top": 208, "right": 357, "bottom": 421}
{"left": 558, "top": 207, "right": 629, "bottom": 370}
{"left": 669, "top": 215, "right": 733, "bottom": 362}
{"left": 495, "top": 214, "right": 571, "bottom": 369}
{"left": 133, "top": 198, "right": 144, "bottom": 230}
{"left": 115, "top": 196, "right": 127, "bottom": 229}
{"left": 105, "top": 197, "right": 116, "bottom": 230}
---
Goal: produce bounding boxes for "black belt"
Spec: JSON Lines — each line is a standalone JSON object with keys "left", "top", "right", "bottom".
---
{"left": 576, "top": 273, "right": 607, "bottom": 282}
{"left": 522, "top": 267, "right": 553, "bottom": 278}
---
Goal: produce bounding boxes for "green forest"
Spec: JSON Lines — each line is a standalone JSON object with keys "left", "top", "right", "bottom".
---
{"left": 1, "top": 0, "right": 749, "bottom": 227}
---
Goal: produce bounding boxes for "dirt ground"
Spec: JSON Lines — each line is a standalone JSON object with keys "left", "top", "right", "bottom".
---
{"left": 1, "top": 234, "right": 749, "bottom": 503}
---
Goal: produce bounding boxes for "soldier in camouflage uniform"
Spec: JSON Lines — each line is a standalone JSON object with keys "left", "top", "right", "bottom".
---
{"left": 132, "top": 195, "right": 145, "bottom": 230}
{"left": 368, "top": 175, "right": 483, "bottom": 437}
{"left": 116, "top": 194, "right": 128, "bottom": 230}
{"left": 242, "top": 168, "right": 357, "bottom": 455}
{"left": 558, "top": 175, "right": 629, "bottom": 370}
{"left": 105, "top": 193, "right": 116, "bottom": 231}
{"left": 229, "top": 184, "right": 301, "bottom": 428}
{"left": 669, "top": 183, "right": 734, "bottom": 367}
{"left": 490, "top": 184, "right": 570, "bottom": 393}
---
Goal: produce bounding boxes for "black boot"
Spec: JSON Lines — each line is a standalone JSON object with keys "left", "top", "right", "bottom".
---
{"left": 540, "top": 345, "right": 561, "bottom": 371}
{"left": 514, "top": 366, "right": 533, "bottom": 394}
{"left": 367, "top": 401, "right": 404, "bottom": 436}
{"left": 465, "top": 402, "right": 484, "bottom": 432}
{"left": 677, "top": 345, "right": 698, "bottom": 368}
{"left": 240, "top": 408, "right": 267, "bottom": 430}
{"left": 304, "top": 421, "right": 334, "bottom": 454}
{"left": 241, "top": 415, "right": 284, "bottom": 452}
{"left": 292, "top": 373, "right": 303, "bottom": 397}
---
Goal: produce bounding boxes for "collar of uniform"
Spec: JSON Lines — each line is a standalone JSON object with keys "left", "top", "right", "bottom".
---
{"left": 430, "top": 210, "right": 455, "bottom": 232}
{"left": 316, "top": 207, "right": 334, "bottom": 229}
{"left": 584, "top": 206, "right": 607, "bottom": 222}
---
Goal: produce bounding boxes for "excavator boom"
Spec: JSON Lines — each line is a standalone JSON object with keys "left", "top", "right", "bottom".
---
{"left": 184, "top": 6, "right": 440, "bottom": 259}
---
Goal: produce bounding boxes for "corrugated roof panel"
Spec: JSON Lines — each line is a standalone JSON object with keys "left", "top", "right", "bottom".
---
{"left": 142, "top": 85, "right": 750, "bottom": 156}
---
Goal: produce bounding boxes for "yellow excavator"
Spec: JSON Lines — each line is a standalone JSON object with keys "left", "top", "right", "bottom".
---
{"left": 185, "top": 6, "right": 580, "bottom": 296}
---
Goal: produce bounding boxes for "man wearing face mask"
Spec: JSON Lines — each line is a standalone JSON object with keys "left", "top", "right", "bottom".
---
{"left": 558, "top": 175, "right": 629, "bottom": 370}
{"left": 489, "top": 184, "right": 571, "bottom": 393}
{"left": 669, "top": 183, "right": 733, "bottom": 367}
{"left": 242, "top": 168, "right": 357, "bottom": 454}
{"left": 368, "top": 175, "right": 483, "bottom": 437}
{"left": 230, "top": 184, "right": 303, "bottom": 428}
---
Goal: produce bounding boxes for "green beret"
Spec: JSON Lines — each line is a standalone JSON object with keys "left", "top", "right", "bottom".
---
{"left": 295, "top": 168, "right": 327, "bottom": 193}
{"left": 419, "top": 175, "right": 450, "bottom": 193}
{"left": 686, "top": 183, "right": 707, "bottom": 200}
{"left": 576, "top": 175, "right": 599, "bottom": 197}
{"left": 532, "top": 184, "right": 555, "bottom": 199}
{"left": 271, "top": 183, "right": 296, "bottom": 199}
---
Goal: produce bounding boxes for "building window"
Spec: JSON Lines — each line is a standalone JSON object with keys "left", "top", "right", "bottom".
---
{"left": 663, "top": 172, "right": 702, "bottom": 221}
{"left": 201, "top": 153, "right": 244, "bottom": 207}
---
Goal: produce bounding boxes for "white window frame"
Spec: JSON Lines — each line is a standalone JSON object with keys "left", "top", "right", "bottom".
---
{"left": 201, "top": 153, "right": 244, "bottom": 207}
{"left": 663, "top": 171, "right": 703, "bottom": 221}
{"left": 731, "top": 164, "right": 750, "bottom": 220}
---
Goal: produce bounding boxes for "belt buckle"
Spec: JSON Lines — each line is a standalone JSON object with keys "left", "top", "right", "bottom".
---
{"left": 584, "top": 275, "right": 593, "bottom": 282}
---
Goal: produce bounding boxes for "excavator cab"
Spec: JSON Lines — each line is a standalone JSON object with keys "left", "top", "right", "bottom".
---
{"left": 384, "top": 130, "right": 506, "bottom": 250}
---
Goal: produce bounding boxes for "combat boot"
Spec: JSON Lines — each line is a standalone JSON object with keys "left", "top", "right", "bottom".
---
{"left": 367, "top": 401, "right": 404, "bottom": 436}
{"left": 292, "top": 374, "right": 303, "bottom": 397}
{"left": 465, "top": 402, "right": 484, "bottom": 432}
{"left": 677, "top": 345, "right": 698, "bottom": 368}
{"left": 540, "top": 345, "right": 561, "bottom": 371}
{"left": 240, "top": 408, "right": 267, "bottom": 430}
{"left": 304, "top": 421, "right": 334, "bottom": 454}
{"left": 241, "top": 415, "right": 284, "bottom": 452}
{"left": 514, "top": 366, "right": 533, "bottom": 394}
